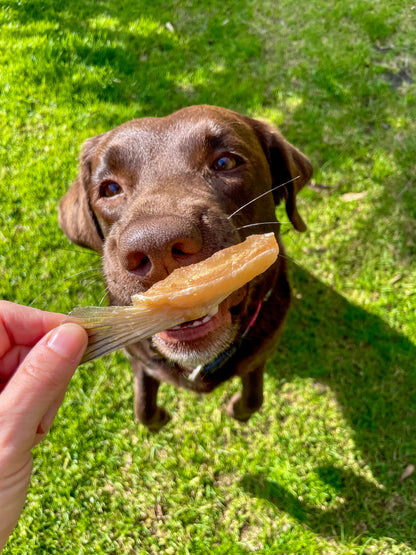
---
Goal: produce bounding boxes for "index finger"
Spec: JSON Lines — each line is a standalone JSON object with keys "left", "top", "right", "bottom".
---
{"left": 0, "top": 301, "right": 65, "bottom": 358}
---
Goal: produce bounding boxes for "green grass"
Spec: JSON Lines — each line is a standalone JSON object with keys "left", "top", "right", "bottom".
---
{"left": 1, "top": 0, "right": 415, "bottom": 552}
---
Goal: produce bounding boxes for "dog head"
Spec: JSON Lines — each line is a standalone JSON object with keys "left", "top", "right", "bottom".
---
{"left": 59, "top": 105, "right": 312, "bottom": 368}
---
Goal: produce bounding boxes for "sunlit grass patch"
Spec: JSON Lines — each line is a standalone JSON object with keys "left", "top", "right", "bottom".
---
{"left": 1, "top": 0, "right": 415, "bottom": 553}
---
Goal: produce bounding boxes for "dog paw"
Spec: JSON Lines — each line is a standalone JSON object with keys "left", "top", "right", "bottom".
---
{"left": 137, "top": 406, "right": 171, "bottom": 432}
{"left": 226, "top": 393, "right": 259, "bottom": 422}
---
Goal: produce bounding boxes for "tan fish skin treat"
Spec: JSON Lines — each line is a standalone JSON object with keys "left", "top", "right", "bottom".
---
{"left": 68, "top": 233, "right": 279, "bottom": 362}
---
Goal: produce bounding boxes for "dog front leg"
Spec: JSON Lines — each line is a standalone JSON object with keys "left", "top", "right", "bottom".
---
{"left": 226, "top": 365, "right": 264, "bottom": 422}
{"left": 131, "top": 361, "right": 171, "bottom": 431}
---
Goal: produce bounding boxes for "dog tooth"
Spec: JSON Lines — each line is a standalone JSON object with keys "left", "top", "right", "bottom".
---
{"left": 200, "top": 313, "right": 214, "bottom": 325}
{"left": 168, "top": 305, "right": 219, "bottom": 331}
{"left": 207, "top": 305, "right": 219, "bottom": 317}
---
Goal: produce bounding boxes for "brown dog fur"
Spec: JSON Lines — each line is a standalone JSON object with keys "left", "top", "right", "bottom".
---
{"left": 59, "top": 105, "right": 312, "bottom": 430}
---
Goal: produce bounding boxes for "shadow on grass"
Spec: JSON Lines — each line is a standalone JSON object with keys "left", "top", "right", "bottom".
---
{"left": 242, "top": 263, "right": 416, "bottom": 547}
{"left": 6, "top": 1, "right": 415, "bottom": 253}
{"left": 5, "top": 0, "right": 415, "bottom": 548}
{"left": 4, "top": 0, "right": 262, "bottom": 117}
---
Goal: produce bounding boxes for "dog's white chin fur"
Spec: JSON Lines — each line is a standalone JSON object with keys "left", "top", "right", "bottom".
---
{"left": 152, "top": 326, "right": 237, "bottom": 369}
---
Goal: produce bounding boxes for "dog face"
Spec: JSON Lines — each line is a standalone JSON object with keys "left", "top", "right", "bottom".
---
{"left": 59, "top": 105, "right": 312, "bottom": 370}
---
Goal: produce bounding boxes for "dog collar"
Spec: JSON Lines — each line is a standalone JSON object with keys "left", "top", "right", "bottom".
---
{"left": 187, "top": 288, "right": 272, "bottom": 382}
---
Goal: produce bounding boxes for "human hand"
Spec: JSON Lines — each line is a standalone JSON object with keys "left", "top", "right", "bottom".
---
{"left": 0, "top": 301, "right": 87, "bottom": 550}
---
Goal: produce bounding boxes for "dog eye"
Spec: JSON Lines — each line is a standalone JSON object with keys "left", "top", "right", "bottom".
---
{"left": 100, "top": 181, "right": 123, "bottom": 198}
{"left": 212, "top": 154, "right": 241, "bottom": 171}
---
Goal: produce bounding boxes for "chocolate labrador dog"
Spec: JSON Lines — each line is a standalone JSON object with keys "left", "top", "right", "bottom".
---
{"left": 59, "top": 105, "right": 312, "bottom": 430}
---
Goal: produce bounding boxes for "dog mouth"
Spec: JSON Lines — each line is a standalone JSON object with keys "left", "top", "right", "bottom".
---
{"left": 152, "top": 288, "right": 245, "bottom": 368}
{"left": 156, "top": 302, "right": 232, "bottom": 344}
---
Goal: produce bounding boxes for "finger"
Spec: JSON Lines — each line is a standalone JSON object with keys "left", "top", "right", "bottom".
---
{"left": 0, "top": 323, "right": 87, "bottom": 447}
{"left": 0, "top": 346, "right": 31, "bottom": 390}
{"left": 0, "top": 301, "right": 65, "bottom": 358}
{"left": 35, "top": 390, "right": 66, "bottom": 439}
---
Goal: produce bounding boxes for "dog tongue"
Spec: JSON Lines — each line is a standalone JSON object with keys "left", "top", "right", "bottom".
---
{"left": 157, "top": 304, "right": 230, "bottom": 343}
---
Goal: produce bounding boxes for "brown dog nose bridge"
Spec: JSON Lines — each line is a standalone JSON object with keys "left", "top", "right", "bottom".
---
{"left": 118, "top": 215, "right": 203, "bottom": 280}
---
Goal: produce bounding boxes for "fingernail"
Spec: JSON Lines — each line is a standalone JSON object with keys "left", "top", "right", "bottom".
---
{"left": 47, "top": 323, "right": 87, "bottom": 361}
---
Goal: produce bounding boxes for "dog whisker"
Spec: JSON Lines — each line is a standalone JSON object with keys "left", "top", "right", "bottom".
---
{"left": 227, "top": 176, "right": 300, "bottom": 220}
{"left": 55, "top": 246, "right": 101, "bottom": 257}
{"left": 235, "top": 221, "right": 291, "bottom": 231}
{"left": 277, "top": 252, "right": 306, "bottom": 270}
{"left": 29, "top": 267, "right": 103, "bottom": 307}
{"left": 98, "top": 288, "right": 110, "bottom": 307}
{"left": 80, "top": 277, "right": 108, "bottom": 302}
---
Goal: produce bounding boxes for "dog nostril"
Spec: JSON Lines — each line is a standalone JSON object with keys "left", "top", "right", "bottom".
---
{"left": 125, "top": 252, "right": 152, "bottom": 276}
{"left": 172, "top": 245, "right": 188, "bottom": 258}
{"left": 137, "top": 255, "right": 150, "bottom": 269}
{"left": 172, "top": 240, "right": 201, "bottom": 259}
{"left": 119, "top": 224, "right": 203, "bottom": 280}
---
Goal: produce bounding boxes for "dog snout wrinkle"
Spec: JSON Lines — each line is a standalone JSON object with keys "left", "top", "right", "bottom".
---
{"left": 118, "top": 215, "right": 203, "bottom": 282}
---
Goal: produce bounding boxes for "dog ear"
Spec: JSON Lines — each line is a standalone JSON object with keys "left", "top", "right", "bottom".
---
{"left": 59, "top": 134, "right": 106, "bottom": 253}
{"left": 251, "top": 119, "right": 313, "bottom": 232}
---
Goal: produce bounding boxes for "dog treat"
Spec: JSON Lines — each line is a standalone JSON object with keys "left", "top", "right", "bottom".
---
{"left": 68, "top": 233, "right": 279, "bottom": 362}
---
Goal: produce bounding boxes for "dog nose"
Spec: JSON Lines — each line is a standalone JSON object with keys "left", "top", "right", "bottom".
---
{"left": 118, "top": 216, "right": 203, "bottom": 282}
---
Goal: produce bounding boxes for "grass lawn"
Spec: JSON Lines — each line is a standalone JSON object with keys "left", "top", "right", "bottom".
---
{"left": 1, "top": 0, "right": 415, "bottom": 552}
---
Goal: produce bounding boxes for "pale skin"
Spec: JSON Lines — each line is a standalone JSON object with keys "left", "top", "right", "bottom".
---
{"left": 0, "top": 301, "right": 87, "bottom": 550}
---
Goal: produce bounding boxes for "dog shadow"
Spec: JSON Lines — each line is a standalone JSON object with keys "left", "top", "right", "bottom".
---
{"left": 241, "top": 264, "right": 416, "bottom": 547}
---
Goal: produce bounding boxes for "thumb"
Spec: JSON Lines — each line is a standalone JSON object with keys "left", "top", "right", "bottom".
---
{"left": 0, "top": 323, "right": 87, "bottom": 444}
